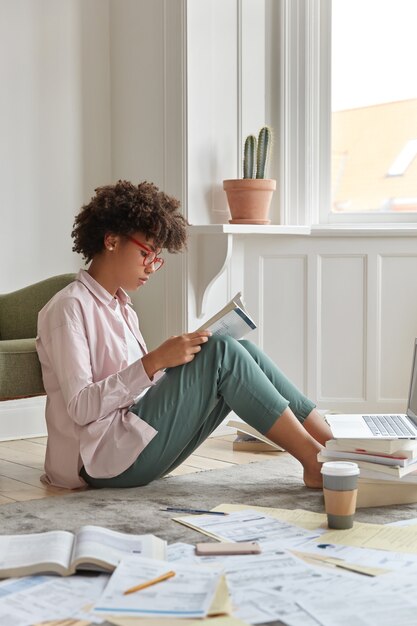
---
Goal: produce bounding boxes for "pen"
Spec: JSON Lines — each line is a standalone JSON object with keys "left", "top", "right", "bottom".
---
{"left": 161, "top": 507, "right": 228, "bottom": 516}
{"left": 123, "top": 570, "right": 176, "bottom": 595}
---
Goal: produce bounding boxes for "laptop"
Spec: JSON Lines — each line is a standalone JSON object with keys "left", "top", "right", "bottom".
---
{"left": 326, "top": 339, "right": 417, "bottom": 439}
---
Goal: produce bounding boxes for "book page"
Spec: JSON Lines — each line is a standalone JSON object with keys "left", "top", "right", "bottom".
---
{"left": 196, "top": 293, "right": 243, "bottom": 331}
{"left": 0, "top": 531, "right": 74, "bottom": 577}
{"left": 207, "top": 309, "right": 256, "bottom": 340}
{"left": 71, "top": 526, "right": 166, "bottom": 572}
{"left": 320, "top": 448, "right": 411, "bottom": 466}
{"left": 197, "top": 293, "right": 256, "bottom": 339}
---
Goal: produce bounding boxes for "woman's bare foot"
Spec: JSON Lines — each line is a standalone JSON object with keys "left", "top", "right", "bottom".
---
{"left": 303, "top": 465, "right": 323, "bottom": 489}
{"left": 303, "top": 409, "right": 334, "bottom": 446}
{"left": 302, "top": 448, "right": 324, "bottom": 489}
{"left": 264, "top": 407, "right": 325, "bottom": 489}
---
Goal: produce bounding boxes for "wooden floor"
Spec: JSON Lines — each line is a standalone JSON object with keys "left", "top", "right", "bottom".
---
{"left": 0, "top": 434, "right": 282, "bottom": 504}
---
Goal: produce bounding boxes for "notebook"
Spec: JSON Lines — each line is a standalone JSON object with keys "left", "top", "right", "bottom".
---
{"left": 326, "top": 339, "right": 417, "bottom": 439}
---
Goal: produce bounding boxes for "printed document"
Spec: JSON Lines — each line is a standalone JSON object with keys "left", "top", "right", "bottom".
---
{"left": 300, "top": 583, "right": 417, "bottom": 626}
{"left": 175, "top": 509, "right": 323, "bottom": 547}
{"left": 0, "top": 574, "right": 108, "bottom": 626}
{"left": 93, "top": 555, "right": 222, "bottom": 619}
{"left": 231, "top": 586, "right": 321, "bottom": 626}
{"left": 295, "top": 536, "right": 417, "bottom": 574}
{"left": 167, "top": 542, "right": 340, "bottom": 625}
{"left": 319, "top": 521, "right": 417, "bottom": 553}
{"left": 212, "top": 503, "right": 328, "bottom": 531}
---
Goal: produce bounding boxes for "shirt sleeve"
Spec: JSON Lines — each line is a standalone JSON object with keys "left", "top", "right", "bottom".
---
{"left": 40, "top": 298, "right": 158, "bottom": 427}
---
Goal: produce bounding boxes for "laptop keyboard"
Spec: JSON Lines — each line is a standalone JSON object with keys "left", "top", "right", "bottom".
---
{"left": 363, "top": 415, "right": 416, "bottom": 437}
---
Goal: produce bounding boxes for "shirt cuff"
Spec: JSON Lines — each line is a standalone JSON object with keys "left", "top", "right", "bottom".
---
{"left": 117, "top": 357, "right": 164, "bottom": 404}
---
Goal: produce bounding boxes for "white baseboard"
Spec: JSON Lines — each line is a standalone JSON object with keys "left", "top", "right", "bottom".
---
{"left": 0, "top": 400, "right": 238, "bottom": 442}
{"left": 0, "top": 396, "right": 47, "bottom": 441}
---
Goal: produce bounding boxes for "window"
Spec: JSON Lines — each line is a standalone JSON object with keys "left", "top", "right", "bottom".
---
{"left": 331, "top": 0, "right": 417, "bottom": 218}
{"left": 387, "top": 140, "right": 417, "bottom": 178}
{"left": 280, "top": 0, "right": 417, "bottom": 225}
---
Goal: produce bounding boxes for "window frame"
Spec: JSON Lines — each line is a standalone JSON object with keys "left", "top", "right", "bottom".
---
{"left": 280, "top": 0, "right": 417, "bottom": 225}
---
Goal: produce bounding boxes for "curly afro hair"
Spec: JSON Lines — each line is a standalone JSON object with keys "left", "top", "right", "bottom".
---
{"left": 72, "top": 180, "right": 188, "bottom": 262}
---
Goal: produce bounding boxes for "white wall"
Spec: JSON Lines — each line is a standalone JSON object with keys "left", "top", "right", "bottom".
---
{"left": 109, "top": 0, "right": 167, "bottom": 348}
{"left": 0, "top": 0, "right": 185, "bottom": 348}
{"left": 0, "top": 0, "right": 111, "bottom": 292}
{"left": 109, "top": 0, "right": 187, "bottom": 348}
{"left": 110, "top": 0, "right": 165, "bottom": 186}
{"left": 187, "top": 0, "right": 268, "bottom": 226}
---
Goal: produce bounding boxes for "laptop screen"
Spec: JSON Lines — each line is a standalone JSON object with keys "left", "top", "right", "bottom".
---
{"left": 407, "top": 340, "right": 417, "bottom": 422}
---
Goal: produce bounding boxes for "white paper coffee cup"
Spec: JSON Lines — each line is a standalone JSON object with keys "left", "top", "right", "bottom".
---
{"left": 321, "top": 461, "right": 360, "bottom": 529}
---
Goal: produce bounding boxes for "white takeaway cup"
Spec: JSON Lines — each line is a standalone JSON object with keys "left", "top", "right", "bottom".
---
{"left": 321, "top": 461, "right": 360, "bottom": 530}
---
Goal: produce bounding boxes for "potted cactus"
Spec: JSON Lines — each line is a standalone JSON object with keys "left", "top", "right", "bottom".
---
{"left": 223, "top": 126, "right": 276, "bottom": 224}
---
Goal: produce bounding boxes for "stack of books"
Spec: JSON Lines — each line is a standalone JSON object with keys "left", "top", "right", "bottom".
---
{"left": 319, "top": 438, "right": 417, "bottom": 507}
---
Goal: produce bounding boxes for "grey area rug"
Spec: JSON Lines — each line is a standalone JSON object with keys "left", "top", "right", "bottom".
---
{"left": 2, "top": 457, "right": 417, "bottom": 544}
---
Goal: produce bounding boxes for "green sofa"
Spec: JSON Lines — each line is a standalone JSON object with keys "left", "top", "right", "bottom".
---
{"left": 0, "top": 274, "right": 76, "bottom": 400}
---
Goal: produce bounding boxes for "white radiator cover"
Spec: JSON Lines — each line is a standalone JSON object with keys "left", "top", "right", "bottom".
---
{"left": 242, "top": 234, "right": 417, "bottom": 414}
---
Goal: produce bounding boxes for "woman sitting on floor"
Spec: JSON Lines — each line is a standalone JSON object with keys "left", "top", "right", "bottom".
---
{"left": 36, "top": 180, "right": 333, "bottom": 490}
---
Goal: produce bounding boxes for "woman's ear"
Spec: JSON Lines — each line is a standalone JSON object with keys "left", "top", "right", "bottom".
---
{"left": 104, "top": 233, "right": 119, "bottom": 251}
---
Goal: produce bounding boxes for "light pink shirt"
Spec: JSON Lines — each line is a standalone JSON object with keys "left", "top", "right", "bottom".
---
{"left": 36, "top": 270, "right": 161, "bottom": 489}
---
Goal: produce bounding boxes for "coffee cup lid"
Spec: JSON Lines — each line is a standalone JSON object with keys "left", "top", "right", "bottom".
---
{"left": 320, "top": 461, "right": 360, "bottom": 476}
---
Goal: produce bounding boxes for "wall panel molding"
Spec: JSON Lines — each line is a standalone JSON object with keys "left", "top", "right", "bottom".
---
{"left": 258, "top": 254, "right": 308, "bottom": 391}
{"left": 376, "top": 253, "right": 417, "bottom": 402}
{"left": 317, "top": 253, "right": 367, "bottom": 403}
{"left": 238, "top": 235, "right": 417, "bottom": 413}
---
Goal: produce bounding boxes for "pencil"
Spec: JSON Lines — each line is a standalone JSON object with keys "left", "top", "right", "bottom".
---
{"left": 161, "top": 507, "right": 228, "bottom": 516}
{"left": 123, "top": 570, "right": 176, "bottom": 595}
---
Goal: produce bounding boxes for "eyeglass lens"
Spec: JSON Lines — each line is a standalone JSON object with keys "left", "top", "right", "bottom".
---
{"left": 144, "top": 255, "right": 160, "bottom": 267}
{"left": 127, "top": 236, "right": 164, "bottom": 270}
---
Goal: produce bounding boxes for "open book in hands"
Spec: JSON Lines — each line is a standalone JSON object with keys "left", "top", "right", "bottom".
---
{"left": 0, "top": 525, "right": 166, "bottom": 578}
{"left": 197, "top": 292, "right": 257, "bottom": 340}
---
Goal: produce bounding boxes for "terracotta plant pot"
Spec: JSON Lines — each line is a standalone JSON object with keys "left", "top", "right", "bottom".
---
{"left": 223, "top": 179, "right": 276, "bottom": 224}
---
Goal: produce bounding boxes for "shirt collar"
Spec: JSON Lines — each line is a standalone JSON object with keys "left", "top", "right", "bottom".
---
{"left": 76, "top": 269, "right": 132, "bottom": 308}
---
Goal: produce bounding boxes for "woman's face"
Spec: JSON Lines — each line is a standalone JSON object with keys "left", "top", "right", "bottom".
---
{"left": 106, "top": 231, "right": 162, "bottom": 292}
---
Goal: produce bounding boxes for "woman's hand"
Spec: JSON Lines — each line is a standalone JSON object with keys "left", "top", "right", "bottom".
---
{"left": 142, "top": 331, "right": 211, "bottom": 379}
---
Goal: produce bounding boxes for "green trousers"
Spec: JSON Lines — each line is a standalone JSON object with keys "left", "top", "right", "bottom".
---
{"left": 80, "top": 336, "right": 315, "bottom": 488}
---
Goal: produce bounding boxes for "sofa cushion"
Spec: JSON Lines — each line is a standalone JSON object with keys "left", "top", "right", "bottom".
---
{"left": 0, "top": 339, "right": 45, "bottom": 399}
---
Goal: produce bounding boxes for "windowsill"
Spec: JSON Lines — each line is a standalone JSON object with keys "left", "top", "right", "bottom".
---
{"left": 189, "top": 223, "right": 417, "bottom": 237}
{"left": 188, "top": 224, "right": 310, "bottom": 235}
{"left": 311, "top": 223, "right": 417, "bottom": 236}
{"left": 188, "top": 222, "right": 417, "bottom": 317}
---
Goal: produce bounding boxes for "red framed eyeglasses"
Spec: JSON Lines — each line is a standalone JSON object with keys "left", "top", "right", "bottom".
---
{"left": 126, "top": 236, "right": 164, "bottom": 271}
